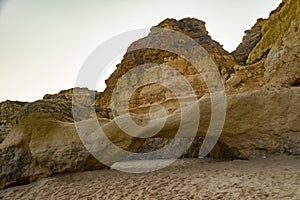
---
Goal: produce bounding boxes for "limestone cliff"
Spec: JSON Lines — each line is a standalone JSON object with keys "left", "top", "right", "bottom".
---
{"left": 247, "top": 0, "right": 300, "bottom": 64}
{"left": 0, "top": 0, "right": 300, "bottom": 190}
{"left": 263, "top": 18, "right": 300, "bottom": 86}
{"left": 95, "top": 18, "right": 236, "bottom": 117}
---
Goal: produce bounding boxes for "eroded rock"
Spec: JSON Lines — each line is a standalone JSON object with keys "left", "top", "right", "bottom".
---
{"left": 264, "top": 18, "right": 300, "bottom": 86}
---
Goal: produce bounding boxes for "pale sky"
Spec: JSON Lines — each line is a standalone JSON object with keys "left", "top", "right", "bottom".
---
{"left": 0, "top": 0, "right": 281, "bottom": 102}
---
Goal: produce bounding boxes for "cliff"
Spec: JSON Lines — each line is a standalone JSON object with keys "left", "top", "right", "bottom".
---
{"left": 0, "top": 0, "right": 299, "bottom": 189}
{"left": 95, "top": 18, "right": 236, "bottom": 117}
{"left": 247, "top": 0, "right": 300, "bottom": 64}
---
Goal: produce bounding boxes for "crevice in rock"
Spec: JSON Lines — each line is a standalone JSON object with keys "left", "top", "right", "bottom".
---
{"left": 291, "top": 78, "right": 300, "bottom": 87}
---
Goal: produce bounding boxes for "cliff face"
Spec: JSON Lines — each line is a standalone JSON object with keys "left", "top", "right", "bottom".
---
{"left": 227, "top": 0, "right": 300, "bottom": 93}
{"left": 0, "top": 101, "right": 27, "bottom": 143}
{"left": 247, "top": 0, "right": 300, "bottom": 64}
{"left": 0, "top": 100, "right": 27, "bottom": 123}
{"left": 264, "top": 18, "right": 300, "bottom": 86}
{"left": 95, "top": 18, "right": 236, "bottom": 117}
{"left": 0, "top": 0, "right": 300, "bottom": 189}
{"left": 231, "top": 18, "right": 267, "bottom": 64}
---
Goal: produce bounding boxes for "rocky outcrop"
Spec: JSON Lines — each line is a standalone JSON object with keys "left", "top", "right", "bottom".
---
{"left": 95, "top": 18, "right": 236, "bottom": 116}
{"left": 44, "top": 88, "right": 112, "bottom": 119}
{"left": 222, "top": 88, "right": 300, "bottom": 158}
{"left": 263, "top": 18, "right": 300, "bottom": 86}
{"left": 247, "top": 0, "right": 300, "bottom": 64}
{"left": 0, "top": 99, "right": 98, "bottom": 189}
{"left": 231, "top": 18, "right": 266, "bottom": 64}
{"left": 4, "top": 86, "right": 300, "bottom": 188}
{"left": 1, "top": 0, "right": 300, "bottom": 190}
{"left": 0, "top": 100, "right": 27, "bottom": 123}
{"left": 0, "top": 96, "right": 144, "bottom": 189}
{"left": 154, "top": 18, "right": 236, "bottom": 71}
{"left": 130, "top": 88, "right": 300, "bottom": 159}
{"left": 0, "top": 101, "right": 27, "bottom": 143}
{"left": 0, "top": 123, "right": 11, "bottom": 144}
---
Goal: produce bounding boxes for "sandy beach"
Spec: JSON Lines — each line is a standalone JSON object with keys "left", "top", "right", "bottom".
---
{"left": 1, "top": 155, "right": 300, "bottom": 200}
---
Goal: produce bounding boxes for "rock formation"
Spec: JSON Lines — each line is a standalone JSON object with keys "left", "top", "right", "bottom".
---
{"left": 247, "top": 0, "right": 300, "bottom": 64}
{"left": 0, "top": 0, "right": 299, "bottom": 189}
{"left": 95, "top": 17, "right": 236, "bottom": 116}
{"left": 264, "top": 18, "right": 300, "bottom": 86}
{"left": 0, "top": 94, "right": 143, "bottom": 189}
{"left": 0, "top": 100, "right": 27, "bottom": 143}
{"left": 231, "top": 18, "right": 266, "bottom": 64}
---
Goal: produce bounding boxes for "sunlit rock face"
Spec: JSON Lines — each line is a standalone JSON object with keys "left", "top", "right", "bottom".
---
{"left": 263, "top": 18, "right": 300, "bottom": 86}
{"left": 247, "top": 0, "right": 300, "bottom": 64}
{"left": 95, "top": 17, "right": 235, "bottom": 117}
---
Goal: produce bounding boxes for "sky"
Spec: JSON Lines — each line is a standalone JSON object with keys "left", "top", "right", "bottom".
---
{"left": 0, "top": 0, "right": 281, "bottom": 102}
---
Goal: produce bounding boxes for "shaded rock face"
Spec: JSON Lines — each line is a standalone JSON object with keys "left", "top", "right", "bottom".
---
{"left": 0, "top": 101, "right": 27, "bottom": 143}
{"left": 0, "top": 123, "right": 11, "bottom": 144}
{"left": 136, "top": 137, "right": 204, "bottom": 159}
{"left": 137, "top": 137, "right": 237, "bottom": 159}
{"left": 231, "top": 18, "right": 266, "bottom": 64}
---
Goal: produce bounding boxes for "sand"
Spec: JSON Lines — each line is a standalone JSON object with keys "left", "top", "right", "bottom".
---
{"left": 1, "top": 155, "right": 300, "bottom": 200}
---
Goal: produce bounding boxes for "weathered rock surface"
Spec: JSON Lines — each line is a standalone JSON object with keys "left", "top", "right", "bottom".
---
{"left": 43, "top": 88, "right": 111, "bottom": 119}
{"left": 136, "top": 137, "right": 236, "bottom": 159}
{"left": 95, "top": 18, "right": 236, "bottom": 116}
{"left": 0, "top": 101, "right": 27, "bottom": 123}
{"left": 231, "top": 18, "right": 266, "bottom": 64}
{"left": 0, "top": 99, "right": 98, "bottom": 189}
{"left": 0, "top": 100, "right": 27, "bottom": 143}
{"left": 0, "top": 97, "right": 144, "bottom": 189}
{"left": 133, "top": 88, "right": 300, "bottom": 159}
{"left": 247, "top": 0, "right": 300, "bottom": 63}
{"left": 264, "top": 18, "right": 300, "bottom": 86}
{"left": 0, "top": 123, "right": 11, "bottom": 144}
{"left": 1, "top": 0, "right": 300, "bottom": 190}
{"left": 222, "top": 88, "right": 300, "bottom": 158}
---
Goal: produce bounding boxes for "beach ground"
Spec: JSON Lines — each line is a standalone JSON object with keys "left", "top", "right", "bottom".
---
{"left": 1, "top": 155, "right": 300, "bottom": 200}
